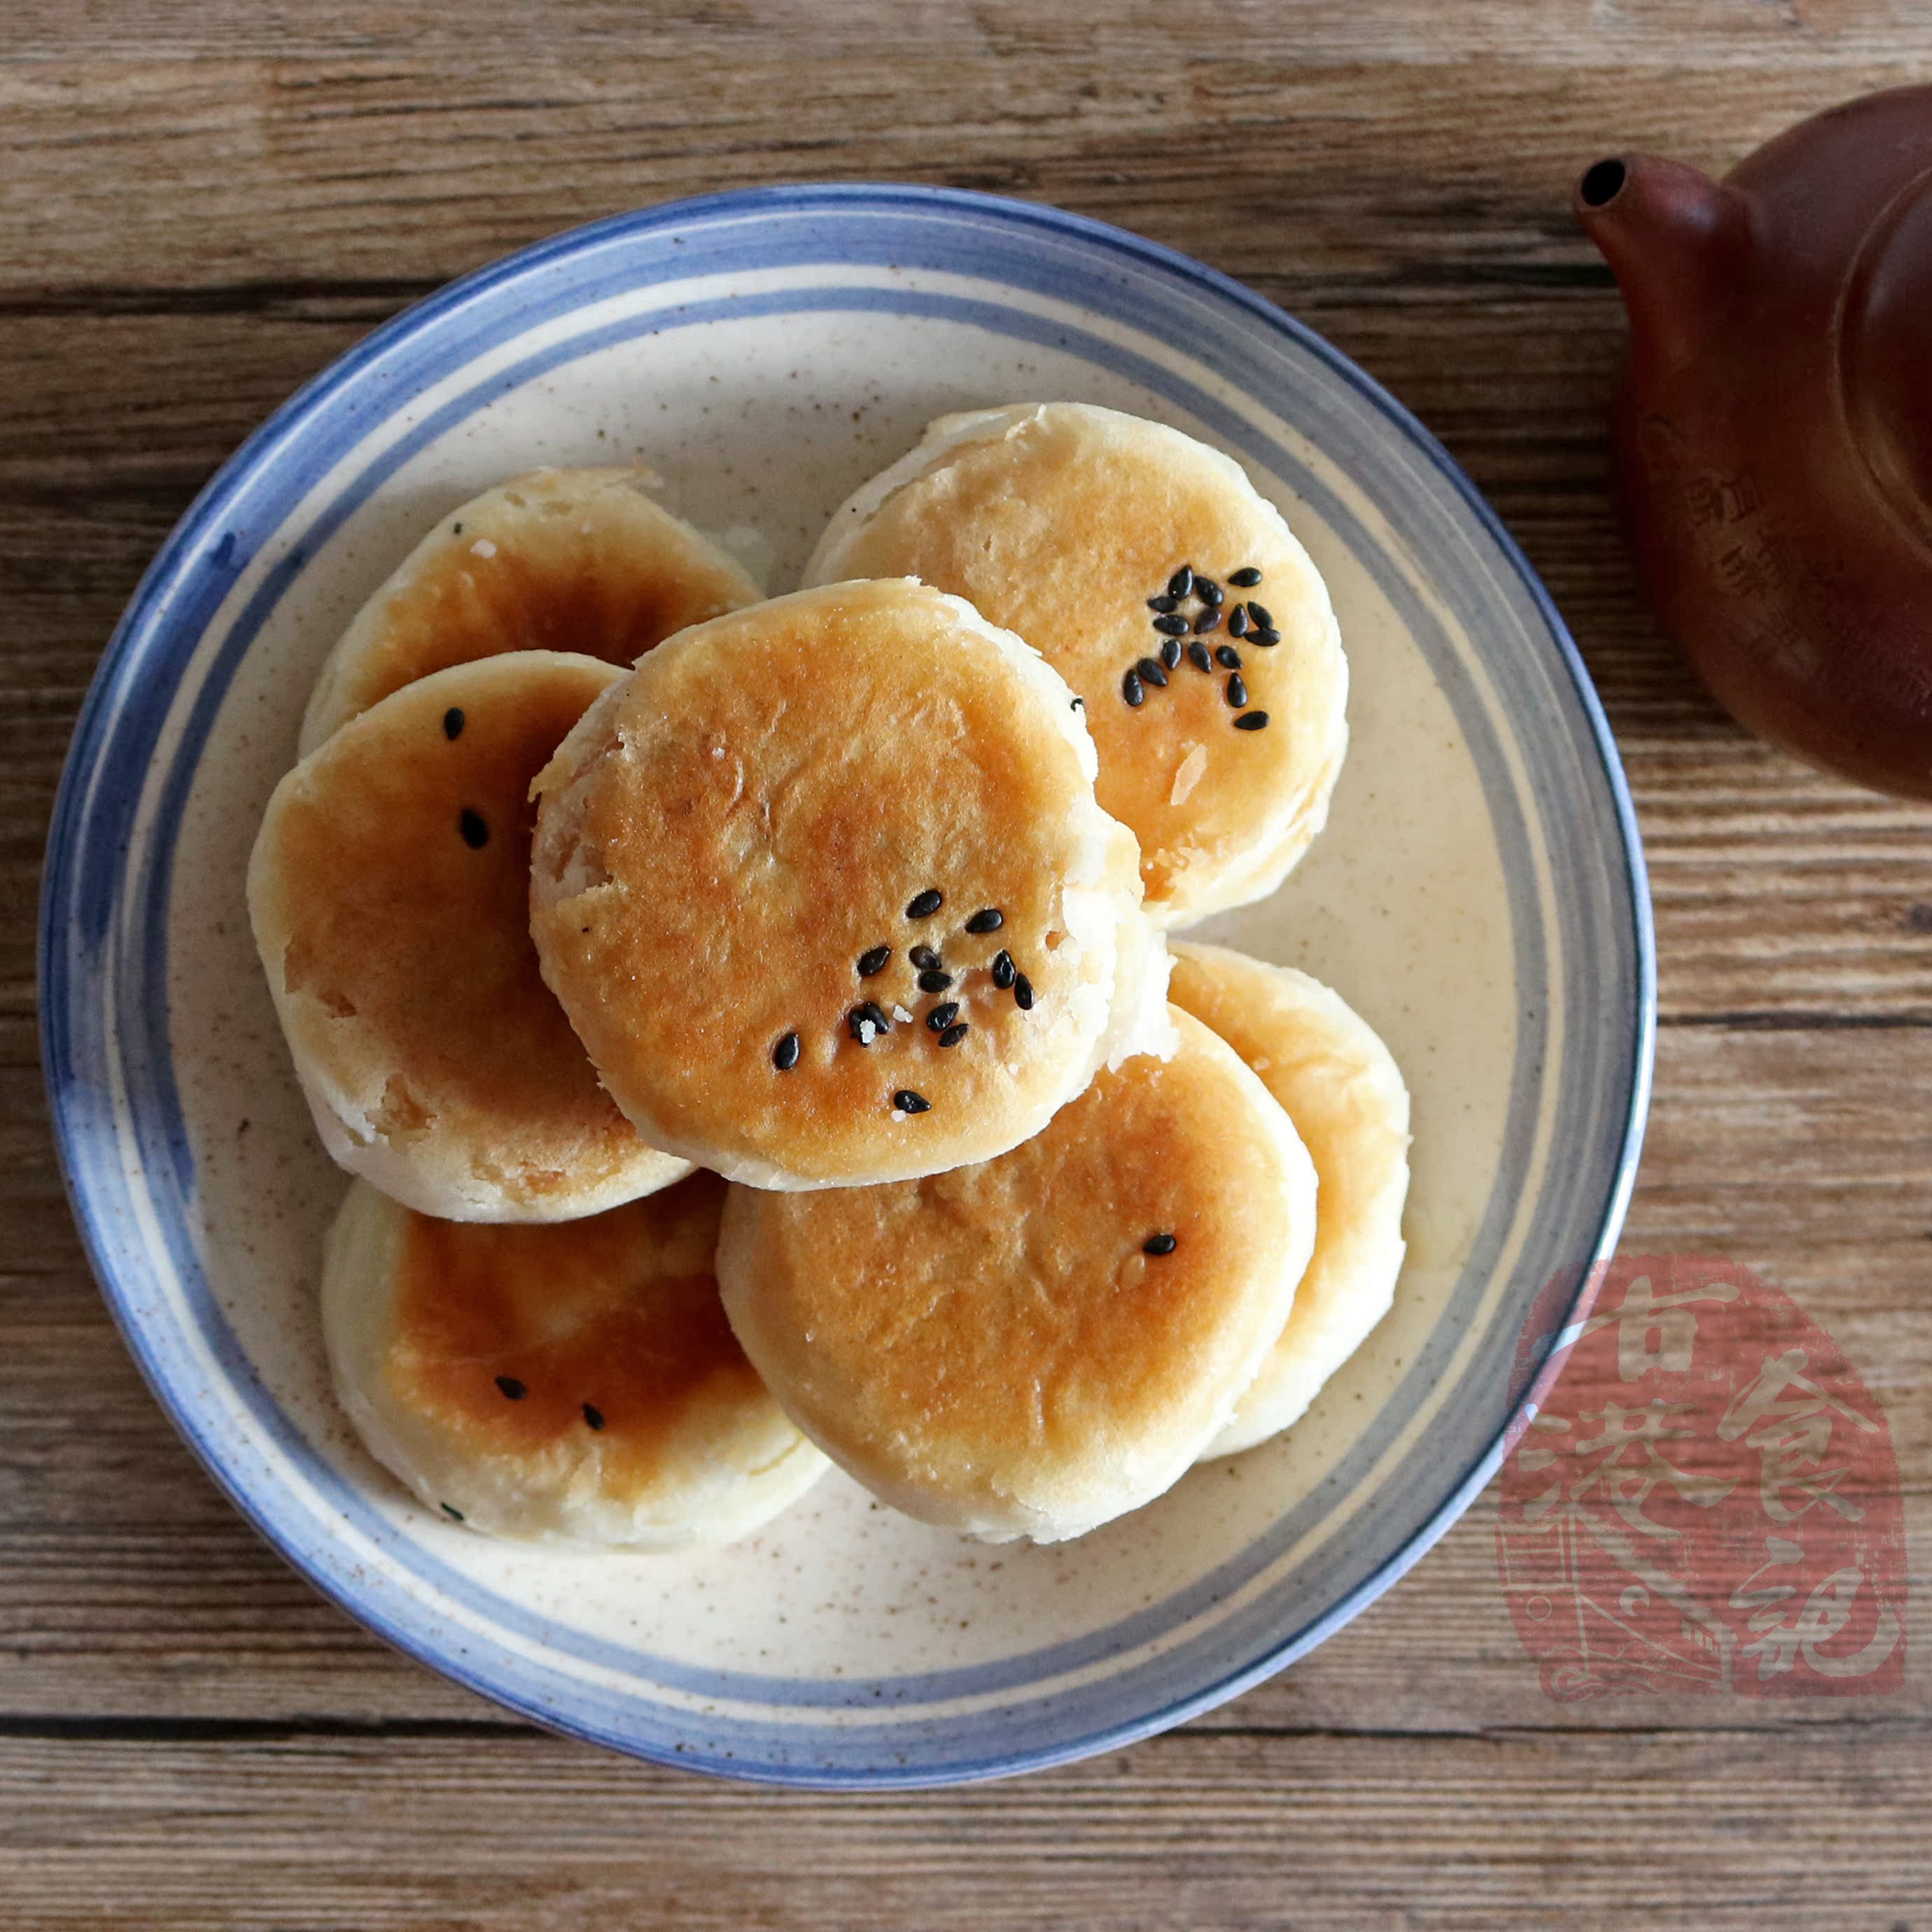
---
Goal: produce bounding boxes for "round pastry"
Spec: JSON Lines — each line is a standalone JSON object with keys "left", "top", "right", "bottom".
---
{"left": 323, "top": 1172, "right": 827, "bottom": 1546}
{"left": 528, "top": 577, "right": 1173, "bottom": 1193}
{"left": 716, "top": 1009, "right": 1317, "bottom": 1543}
{"left": 804, "top": 402, "right": 1350, "bottom": 928}
{"left": 1168, "top": 941, "right": 1410, "bottom": 1456}
{"left": 299, "top": 467, "right": 762, "bottom": 754}
{"left": 250, "top": 650, "right": 692, "bottom": 1221}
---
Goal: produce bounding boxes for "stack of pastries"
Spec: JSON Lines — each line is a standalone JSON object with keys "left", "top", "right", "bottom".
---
{"left": 250, "top": 409, "right": 1411, "bottom": 1551}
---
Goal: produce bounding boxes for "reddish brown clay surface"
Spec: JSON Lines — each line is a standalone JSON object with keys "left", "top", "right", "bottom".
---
{"left": 1578, "top": 87, "right": 1932, "bottom": 798}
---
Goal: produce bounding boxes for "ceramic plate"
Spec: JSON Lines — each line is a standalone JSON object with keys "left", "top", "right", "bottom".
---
{"left": 41, "top": 186, "right": 1653, "bottom": 1786}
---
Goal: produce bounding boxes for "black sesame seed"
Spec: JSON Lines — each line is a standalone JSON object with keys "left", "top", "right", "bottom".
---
{"left": 893, "top": 1089, "right": 931, "bottom": 1114}
{"left": 858, "top": 945, "right": 892, "bottom": 978}
{"left": 772, "top": 1031, "right": 802, "bottom": 1071}
{"left": 906, "top": 888, "right": 944, "bottom": 919}
{"left": 1193, "top": 605, "right": 1222, "bottom": 634}
{"left": 1151, "top": 613, "right": 1189, "bottom": 637}
{"left": 991, "top": 949, "right": 1016, "bottom": 989}
{"left": 1230, "top": 566, "right": 1263, "bottom": 587}
{"left": 1226, "top": 673, "right": 1249, "bottom": 708}
{"left": 938, "top": 1021, "right": 970, "bottom": 1048}
{"left": 1167, "top": 564, "right": 1194, "bottom": 599}
{"left": 1143, "top": 1232, "right": 1179, "bottom": 1256}
{"left": 926, "top": 1001, "right": 961, "bottom": 1031}
{"left": 1246, "top": 601, "right": 1274, "bottom": 630}
{"left": 1159, "top": 634, "right": 1182, "bottom": 671}
{"left": 1123, "top": 669, "right": 1145, "bottom": 707}
{"left": 965, "top": 907, "right": 1004, "bottom": 934}
{"left": 909, "top": 944, "right": 941, "bottom": 972}
{"left": 442, "top": 706, "right": 465, "bottom": 740}
{"left": 1228, "top": 604, "right": 1251, "bottom": 638}
{"left": 1196, "top": 578, "right": 1224, "bottom": 606}
{"left": 1147, "top": 594, "right": 1180, "bottom": 614}
{"left": 496, "top": 1376, "right": 527, "bottom": 1401}
{"left": 1215, "top": 644, "right": 1242, "bottom": 670}
{"left": 848, "top": 1002, "right": 891, "bottom": 1044}
{"left": 1013, "top": 973, "right": 1035, "bottom": 1011}
{"left": 1250, "top": 626, "right": 1280, "bottom": 647}
{"left": 451, "top": 522, "right": 464, "bottom": 536}
{"left": 441, "top": 1502, "right": 465, "bottom": 1521}
{"left": 1233, "top": 710, "right": 1270, "bottom": 731}
{"left": 918, "top": 969, "right": 954, "bottom": 993}
{"left": 1071, "top": 696, "right": 1084, "bottom": 710}
{"left": 458, "top": 808, "right": 489, "bottom": 848}
{"left": 1186, "top": 640, "right": 1213, "bottom": 673}
{"left": 1136, "top": 656, "right": 1169, "bottom": 688}
{"left": 582, "top": 1403, "right": 606, "bottom": 1432}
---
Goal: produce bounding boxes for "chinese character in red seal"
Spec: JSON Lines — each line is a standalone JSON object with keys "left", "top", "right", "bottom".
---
{"left": 1497, "top": 1255, "right": 1906, "bottom": 1700}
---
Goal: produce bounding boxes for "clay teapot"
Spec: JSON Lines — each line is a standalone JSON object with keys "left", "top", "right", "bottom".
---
{"left": 1575, "top": 85, "right": 1932, "bottom": 798}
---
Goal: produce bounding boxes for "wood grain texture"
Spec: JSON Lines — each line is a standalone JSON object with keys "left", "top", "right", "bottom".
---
{"left": 5, "top": 1, "right": 1931, "bottom": 1924}
{"left": 4, "top": 1728, "right": 1931, "bottom": 1931}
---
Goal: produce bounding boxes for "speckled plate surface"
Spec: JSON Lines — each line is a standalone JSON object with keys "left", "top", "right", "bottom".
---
{"left": 40, "top": 186, "right": 1653, "bottom": 1786}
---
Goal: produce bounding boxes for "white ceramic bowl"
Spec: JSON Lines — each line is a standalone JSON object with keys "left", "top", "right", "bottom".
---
{"left": 41, "top": 186, "right": 1653, "bottom": 1786}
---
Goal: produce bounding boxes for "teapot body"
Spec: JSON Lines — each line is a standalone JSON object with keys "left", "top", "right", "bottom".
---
{"left": 1583, "top": 87, "right": 1932, "bottom": 797}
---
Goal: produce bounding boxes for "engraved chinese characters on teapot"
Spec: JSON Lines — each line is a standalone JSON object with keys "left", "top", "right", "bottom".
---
{"left": 1576, "top": 86, "right": 1932, "bottom": 798}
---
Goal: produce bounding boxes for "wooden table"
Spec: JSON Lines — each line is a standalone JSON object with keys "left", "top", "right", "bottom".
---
{"left": 5, "top": 4, "right": 1929, "bottom": 1924}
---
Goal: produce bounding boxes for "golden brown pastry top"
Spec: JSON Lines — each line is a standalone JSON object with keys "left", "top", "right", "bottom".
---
{"left": 718, "top": 1010, "right": 1316, "bottom": 1537}
{"left": 384, "top": 1172, "right": 761, "bottom": 1495}
{"left": 806, "top": 406, "right": 1348, "bottom": 923}
{"left": 256, "top": 652, "right": 660, "bottom": 1212}
{"left": 528, "top": 579, "right": 1150, "bottom": 1189}
{"left": 301, "top": 468, "right": 761, "bottom": 750}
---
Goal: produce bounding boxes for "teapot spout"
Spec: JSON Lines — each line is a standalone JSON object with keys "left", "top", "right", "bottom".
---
{"left": 1574, "top": 154, "right": 1756, "bottom": 376}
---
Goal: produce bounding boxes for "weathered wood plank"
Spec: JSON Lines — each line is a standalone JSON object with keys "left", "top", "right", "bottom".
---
{"left": 1, "top": 20, "right": 1926, "bottom": 301}
{"left": 9, "top": 0, "right": 1932, "bottom": 66}
{"left": 1, "top": 1726, "right": 1928, "bottom": 1929}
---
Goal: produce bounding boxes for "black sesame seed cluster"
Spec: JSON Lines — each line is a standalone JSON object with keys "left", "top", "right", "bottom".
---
{"left": 1126, "top": 562, "right": 1276, "bottom": 732}
{"left": 767, "top": 889, "right": 1036, "bottom": 1116}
